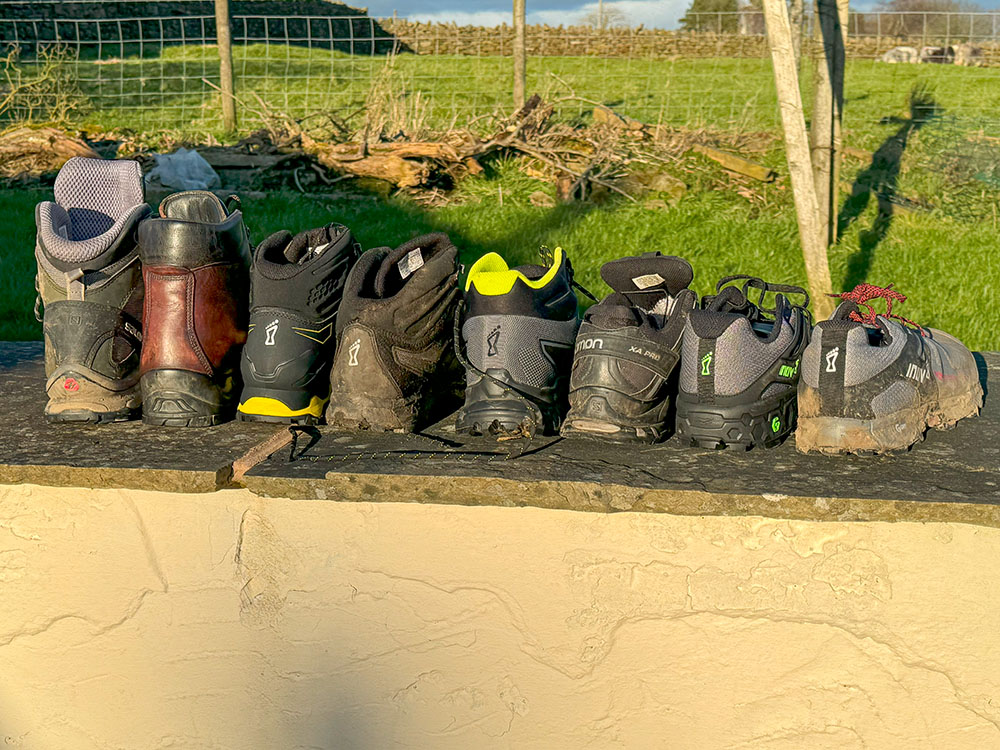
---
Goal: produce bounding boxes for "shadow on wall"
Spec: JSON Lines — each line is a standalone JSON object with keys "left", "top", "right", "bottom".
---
{"left": 837, "top": 84, "right": 941, "bottom": 289}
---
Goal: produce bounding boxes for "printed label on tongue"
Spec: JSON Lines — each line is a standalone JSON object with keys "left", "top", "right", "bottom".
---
{"left": 632, "top": 273, "right": 665, "bottom": 290}
{"left": 398, "top": 248, "right": 424, "bottom": 279}
{"left": 304, "top": 241, "right": 331, "bottom": 261}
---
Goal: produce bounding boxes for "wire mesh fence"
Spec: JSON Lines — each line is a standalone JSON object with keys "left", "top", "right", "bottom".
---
{"left": 2, "top": 4, "right": 1000, "bottom": 137}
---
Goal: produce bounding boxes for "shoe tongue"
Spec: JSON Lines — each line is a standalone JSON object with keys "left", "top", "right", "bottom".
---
{"left": 600, "top": 254, "right": 693, "bottom": 296}
{"left": 374, "top": 233, "right": 451, "bottom": 298}
{"left": 586, "top": 292, "right": 642, "bottom": 328}
{"left": 513, "top": 263, "right": 549, "bottom": 280}
{"left": 283, "top": 223, "right": 344, "bottom": 264}
{"left": 831, "top": 300, "right": 862, "bottom": 322}
{"left": 159, "top": 191, "right": 228, "bottom": 223}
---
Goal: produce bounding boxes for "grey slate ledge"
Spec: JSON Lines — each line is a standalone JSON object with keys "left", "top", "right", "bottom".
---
{"left": 1, "top": 342, "right": 997, "bottom": 527}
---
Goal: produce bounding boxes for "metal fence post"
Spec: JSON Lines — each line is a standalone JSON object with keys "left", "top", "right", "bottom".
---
{"left": 215, "top": 0, "right": 237, "bottom": 132}
{"left": 513, "top": 0, "right": 526, "bottom": 109}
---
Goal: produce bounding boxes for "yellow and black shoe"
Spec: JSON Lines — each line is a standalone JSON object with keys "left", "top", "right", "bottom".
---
{"left": 237, "top": 223, "right": 361, "bottom": 424}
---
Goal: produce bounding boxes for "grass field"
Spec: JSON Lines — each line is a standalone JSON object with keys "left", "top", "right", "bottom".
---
{"left": 2, "top": 50, "right": 999, "bottom": 349}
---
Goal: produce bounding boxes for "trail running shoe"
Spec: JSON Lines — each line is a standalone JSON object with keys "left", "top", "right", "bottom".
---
{"left": 455, "top": 247, "right": 581, "bottom": 438}
{"left": 34, "top": 157, "right": 151, "bottom": 423}
{"left": 326, "top": 233, "right": 461, "bottom": 432}
{"left": 675, "top": 275, "right": 811, "bottom": 450}
{"left": 237, "top": 223, "right": 361, "bottom": 424}
{"left": 796, "top": 283, "right": 982, "bottom": 455}
{"left": 138, "top": 191, "right": 252, "bottom": 427}
{"left": 561, "top": 253, "right": 697, "bottom": 443}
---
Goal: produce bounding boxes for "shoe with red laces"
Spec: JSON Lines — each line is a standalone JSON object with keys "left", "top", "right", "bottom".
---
{"left": 796, "top": 283, "right": 983, "bottom": 454}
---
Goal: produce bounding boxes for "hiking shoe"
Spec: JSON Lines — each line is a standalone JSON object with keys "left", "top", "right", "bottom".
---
{"left": 675, "top": 275, "right": 811, "bottom": 450}
{"left": 138, "top": 191, "right": 252, "bottom": 427}
{"left": 34, "top": 157, "right": 151, "bottom": 423}
{"left": 237, "top": 223, "right": 361, "bottom": 424}
{"left": 326, "top": 233, "right": 461, "bottom": 432}
{"left": 455, "top": 247, "right": 581, "bottom": 438}
{"left": 796, "top": 283, "right": 982, "bottom": 455}
{"left": 561, "top": 253, "right": 697, "bottom": 443}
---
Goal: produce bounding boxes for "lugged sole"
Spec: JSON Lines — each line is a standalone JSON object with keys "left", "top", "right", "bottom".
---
{"left": 238, "top": 395, "right": 327, "bottom": 425}
{"left": 326, "top": 391, "right": 417, "bottom": 433}
{"left": 561, "top": 418, "right": 664, "bottom": 444}
{"left": 141, "top": 369, "right": 237, "bottom": 428}
{"left": 562, "top": 389, "right": 668, "bottom": 444}
{"left": 795, "top": 387, "right": 983, "bottom": 455}
{"left": 44, "top": 365, "right": 141, "bottom": 424}
{"left": 675, "top": 388, "right": 797, "bottom": 451}
{"left": 455, "top": 398, "right": 544, "bottom": 439}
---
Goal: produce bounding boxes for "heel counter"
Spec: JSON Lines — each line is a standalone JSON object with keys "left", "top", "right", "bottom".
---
{"left": 330, "top": 323, "right": 402, "bottom": 399}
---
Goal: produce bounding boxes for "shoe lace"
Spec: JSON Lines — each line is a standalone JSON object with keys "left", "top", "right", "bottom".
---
{"left": 829, "top": 283, "right": 921, "bottom": 331}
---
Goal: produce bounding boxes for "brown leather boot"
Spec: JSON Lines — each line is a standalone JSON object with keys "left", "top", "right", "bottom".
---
{"left": 138, "top": 192, "right": 252, "bottom": 426}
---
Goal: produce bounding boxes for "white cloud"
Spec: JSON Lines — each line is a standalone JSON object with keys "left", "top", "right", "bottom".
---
{"left": 407, "top": 0, "right": 691, "bottom": 29}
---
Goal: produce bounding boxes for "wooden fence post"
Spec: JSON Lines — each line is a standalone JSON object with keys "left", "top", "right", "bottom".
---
{"left": 763, "top": 0, "right": 835, "bottom": 320}
{"left": 513, "top": 0, "right": 526, "bottom": 109}
{"left": 215, "top": 0, "right": 237, "bottom": 133}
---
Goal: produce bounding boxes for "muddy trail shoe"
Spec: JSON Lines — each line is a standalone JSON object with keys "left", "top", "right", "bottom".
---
{"left": 675, "top": 275, "right": 811, "bottom": 450}
{"left": 455, "top": 247, "right": 581, "bottom": 439}
{"left": 796, "top": 283, "right": 982, "bottom": 455}
{"left": 34, "top": 157, "right": 151, "bottom": 423}
{"left": 237, "top": 224, "right": 361, "bottom": 425}
{"left": 326, "top": 233, "right": 461, "bottom": 432}
{"left": 561, "top": 253, "right": 697, "bottom": 443}
{"left": 138, "top": 191, "right": 252, "bottom": 427}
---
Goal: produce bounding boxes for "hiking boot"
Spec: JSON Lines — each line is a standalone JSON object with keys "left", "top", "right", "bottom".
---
{"left": 237, "top": 224, "right": 361, "bottom": 424}
{"left": 561, "top": 253, "right": 697, "bottom": 443}
{"left": 796, "top": 283, "right": 982, "bottom": 455}
{"left": 34, "top": 157, "right": 151, "bottom": 423}
{"left": 455, "top": 247, "right": 581, "bottom": 438}
{"left": 138, "top": 191, "right": 252, "bottom": 427}
{"left": 326, "top": 233, "right": 461, "bottom": 432}
{"left": 675, "top": 275, "right": 811, "bottom": 450}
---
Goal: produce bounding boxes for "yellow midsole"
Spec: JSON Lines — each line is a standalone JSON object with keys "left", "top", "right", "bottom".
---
{"left": 238, "top": 395, "right": 326, "bottom": 418}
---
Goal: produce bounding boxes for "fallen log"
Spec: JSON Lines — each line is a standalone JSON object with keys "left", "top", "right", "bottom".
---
{"left": 692, "top": 144, "right": 777, "bottom": 182}
{"left": 0, "top": 126, "right": 99, "bottom": 179}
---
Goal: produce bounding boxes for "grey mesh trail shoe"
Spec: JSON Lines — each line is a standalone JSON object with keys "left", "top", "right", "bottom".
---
{"left": 561, "top": 253, "right": 697, "bottom": 443}
{"left": 455, "top": 247, "right": 581, "bottom": 438}
{"left": 675, "top": 275, "right": 811, "bottom": 450}
{"left": 796, "top": 283, "right": 982, "bottom": 455}
{"left": 326, "top": 233, "right": 462, "bottom": 432}
{"left": 34, "top": 157, "right": 151, "bottom": 422}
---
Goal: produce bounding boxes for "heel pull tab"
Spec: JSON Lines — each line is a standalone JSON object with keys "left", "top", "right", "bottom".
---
{"left": 697, "top": 337, "right": 716, "bottom": 405}
{"left": 818, "top": 326, "right": 850, "bottom": 414}
{"left": 65, "top": 268, "right": 86, "bottom": 301}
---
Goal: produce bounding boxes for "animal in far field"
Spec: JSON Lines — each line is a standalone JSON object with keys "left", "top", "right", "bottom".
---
{"left": 954, "top": 42, "right": 984, "bottom": 66}
{"left": 881, "top": 46, "right": 919, "bottom": 63}
{"left": 920, "top": 45, "right": 955, "bottom": 64}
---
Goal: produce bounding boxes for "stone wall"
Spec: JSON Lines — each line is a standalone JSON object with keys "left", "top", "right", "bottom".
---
{"left": 3, "top": 482, "right": 1000, "bottom": 748}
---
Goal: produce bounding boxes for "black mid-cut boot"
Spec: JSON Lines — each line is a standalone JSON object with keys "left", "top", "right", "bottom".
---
{"left": 237, "top": 223, "right": 362, "bottom": 424}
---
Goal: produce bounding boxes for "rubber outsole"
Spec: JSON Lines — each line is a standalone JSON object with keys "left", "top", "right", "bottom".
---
{"left": 326, "top": 391, "right": 417, "bottom": 432}
{"left": 675, "top": 387, "right": 798, "bottom": 451}
{"left": 795, "top": 386, "right": 983, "bottom": 455}
{"left": 455, "top": 397, "right": 545, "bottom": 438}
{"left": 238, "top": 394, "right": 327, "bottom": 425}
{"left": 141, "top": 369, "right": 237, "bottom": 428}
{"left": 560, "top": 418, "right": 665, "bottom": 444}
{"left": 562, "top": 388, "right": 669, "bottom": 444}
{"left": 44, "top": 365, "right": 141, "bottom": 424}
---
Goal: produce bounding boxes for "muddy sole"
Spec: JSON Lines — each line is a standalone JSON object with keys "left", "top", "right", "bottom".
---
{"left": 795, "top": 386, "right": 984, "bottom": 455}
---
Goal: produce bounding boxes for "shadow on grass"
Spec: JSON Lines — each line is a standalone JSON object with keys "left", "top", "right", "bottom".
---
{"left": 838, "top": 85, "right": 940, "bottom": 288}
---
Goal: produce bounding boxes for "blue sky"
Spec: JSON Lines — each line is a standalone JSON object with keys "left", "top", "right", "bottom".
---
{"left": 365, "top": 0, "right": 1000, "bottom": 29}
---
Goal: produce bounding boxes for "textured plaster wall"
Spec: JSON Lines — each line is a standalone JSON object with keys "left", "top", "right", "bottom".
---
{"left": 1, "top": 483, "right": 1000, "bottom": 749}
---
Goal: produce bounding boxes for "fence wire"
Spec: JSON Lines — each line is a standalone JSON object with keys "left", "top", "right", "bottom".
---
{"left": 2, "top": 6, "right": 1000, "bottom": 137}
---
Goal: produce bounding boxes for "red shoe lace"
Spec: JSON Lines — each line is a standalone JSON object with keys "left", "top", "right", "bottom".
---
{"left": 829, "top": 283, "right": 922, "bottom": 331}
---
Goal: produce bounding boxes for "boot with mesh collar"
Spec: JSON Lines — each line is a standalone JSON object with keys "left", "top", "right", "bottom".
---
{"left": 34, "top": 157, "right": 151, "bottom": 423}
{"left": 326, "top": 233, "right": 462, "bottom": 432}
{"left": 675, "top": 275, "right": 811, "bottom": 450}
{"left": 562, "top": 253, "right": 696, "bottom": 443}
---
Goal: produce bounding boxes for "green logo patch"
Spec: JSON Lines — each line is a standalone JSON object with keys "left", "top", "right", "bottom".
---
{"left": 771, "top": 416, "right": 781, "bottom": 433}
{"left": 779, "top": 358, "right": 800, "bottom": 378}
{"left": 700, "top": 351, "right": 713, "bottom": 376}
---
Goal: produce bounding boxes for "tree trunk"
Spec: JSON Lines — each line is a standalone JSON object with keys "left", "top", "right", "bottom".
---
{"left": 763, "top": 0, "right": 836, "bottom": 319}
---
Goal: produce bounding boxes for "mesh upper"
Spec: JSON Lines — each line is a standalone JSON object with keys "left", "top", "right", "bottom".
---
{"left": 37, "top": 157, "right": 147, "bottom": 264}
{"left": 463, "top": 314, "right": 579, "bottom": 389}
{"left": 680, "top": 316, "right": 794, "bottom": 396}
{"left": 800, "top": 322, "right": 906, "bottom": 388}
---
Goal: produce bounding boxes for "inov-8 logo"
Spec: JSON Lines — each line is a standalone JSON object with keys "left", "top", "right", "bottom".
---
{"left": 906, "top": 362, "right": 930, "bottom": 383}
{"left": 825, "top": 347, "right": 840, "bottom": 373}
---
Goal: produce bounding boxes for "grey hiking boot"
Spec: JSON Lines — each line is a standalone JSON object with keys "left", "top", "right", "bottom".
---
{"left": 796, "top": 283, "right": 982, "bottom": 455}
{"left": 675, "top": 275, "right": 811, "bottom": 450}
{"left": 34, "top": 157, "right": 151, "bottom": 422}
{"left": 561, "top": 253, "right": 697, "bottom": 443}
{"left": 326, "top": 233, "right": 462, "bottom": 432}
{"left": 455, "top": 247, "right": 581, "bottom": 438}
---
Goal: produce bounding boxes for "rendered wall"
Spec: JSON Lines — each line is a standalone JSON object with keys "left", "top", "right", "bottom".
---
{"left": 1, "top": 483, "right": 999, "bottom": 749}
